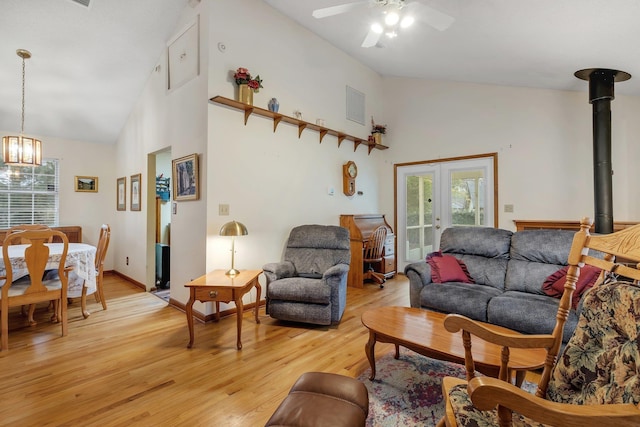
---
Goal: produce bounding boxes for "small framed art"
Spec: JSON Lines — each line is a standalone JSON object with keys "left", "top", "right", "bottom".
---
{"left": 172, "top": 153, "right": 199, "bottom": 201}
{"left": 130, "top": 173, "right": 142, "bottom": 211}
{"left": 75, "top": 176, "right": 98, "bottom": 192}
{"left": 117, "top": 177, "right": 126, "bottom": 211}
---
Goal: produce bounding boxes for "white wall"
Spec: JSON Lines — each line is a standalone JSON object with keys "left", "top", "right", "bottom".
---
{"left": 108, "top": 0, "right": 640, "bottom": 312}
{"left": 0, "top": 132, "right": 117, "bottom": 269}
{"left": 113, "top": 3, "right": 208, "bottom": 294}
{"left": 204, "top": 0, "right": 387, "bottom": 312}
{"left": 378, "top": 78, "right": 640, "bottom": 231}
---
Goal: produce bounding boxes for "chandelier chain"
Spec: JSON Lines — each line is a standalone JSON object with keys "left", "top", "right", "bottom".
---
{"left": 21, "top": 54, "right": 26, "bottom": 134}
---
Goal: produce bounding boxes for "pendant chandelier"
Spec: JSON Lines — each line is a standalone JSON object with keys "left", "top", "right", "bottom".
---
{"left": 2, "top": 49, "right": 42, "bottom": 166}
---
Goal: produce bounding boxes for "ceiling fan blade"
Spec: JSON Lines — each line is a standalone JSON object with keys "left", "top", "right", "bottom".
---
{"left": 361, "top": 28, "right": 382, "bottom": 48}
{"left": 411, "top": 2, "right": 455, "bottom": 31}
{"left": 312, "top": 1, "right": 367, "bottom": 19}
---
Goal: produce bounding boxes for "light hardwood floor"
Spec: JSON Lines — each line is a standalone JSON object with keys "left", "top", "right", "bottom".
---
{"left": 0, "top": 273, "right": 411, "bottom": 426}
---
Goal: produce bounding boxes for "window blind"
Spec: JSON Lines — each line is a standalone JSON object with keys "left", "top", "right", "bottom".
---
{"left": 0, "top": 159, "right": 59, "bottom": 228}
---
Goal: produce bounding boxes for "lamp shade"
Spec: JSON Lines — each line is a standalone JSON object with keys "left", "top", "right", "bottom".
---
{"left": 219, "top": 221, "right": 248, "bottom": 237}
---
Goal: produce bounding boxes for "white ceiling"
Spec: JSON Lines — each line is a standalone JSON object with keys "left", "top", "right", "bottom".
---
{"left": 2, "top": 0, "right": 640, "bottom": 146}
{"left": 0, "top": 0, "right": 187, "bottom": 145}
{"left": 265, "top": 0, "right": 640, "bottom": 92}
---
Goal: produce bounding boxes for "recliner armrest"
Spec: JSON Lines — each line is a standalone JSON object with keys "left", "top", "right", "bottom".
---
{"left": 263, "top": 261, "right": 295, "bottom": 282}
{"left": 322, "top": 263, "right": 349, "bottom": 279}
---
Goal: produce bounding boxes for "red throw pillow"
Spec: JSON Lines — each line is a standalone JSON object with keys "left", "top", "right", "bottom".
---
{"left": 542, "top": 265, "right": 601, "bottom": 308}
{"left": 426, "top": 251, "right": 475, "bottom": 284}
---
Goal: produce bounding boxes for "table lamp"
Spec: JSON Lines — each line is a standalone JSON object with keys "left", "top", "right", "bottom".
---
{"left": 219, "top": 220, "right": 248, "bottom": 276}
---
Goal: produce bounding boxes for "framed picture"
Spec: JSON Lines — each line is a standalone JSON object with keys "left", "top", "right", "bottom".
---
{"left": 75, "top": 176, "right": 98, "bottom": 192}
{"left": 116, "top": 177, "right": 126, "bottom": 211}
{"left": 130, "top": 173, "right": 142, "bottom": 211}
{"left": 172, "top": 153, "right": 199, "bottom": 201}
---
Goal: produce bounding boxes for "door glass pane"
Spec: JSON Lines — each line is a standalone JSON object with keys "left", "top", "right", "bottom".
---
{"left": 450, "top": 169, "right": 485, "bottom": 226}
{"left": 405, "top": 173, "right": 434, "bottom": 261}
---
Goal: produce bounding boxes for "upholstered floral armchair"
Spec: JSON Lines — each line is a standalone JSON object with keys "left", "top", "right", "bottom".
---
{"left": 263, "top": 224, "right": 350, "bottom": 325}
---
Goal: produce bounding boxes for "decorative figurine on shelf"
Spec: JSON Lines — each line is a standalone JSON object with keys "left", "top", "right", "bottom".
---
{"left": 232, "top": 67, "right": 263, "bottom": 106}
{"left": 293, "top": 110, "right": 303, "bottom": 120}
{"left": 268, "top": 97, "right": 279, "bottom": 112}
{"left": 370, "top": 116, "right": 387, "bottom": 144}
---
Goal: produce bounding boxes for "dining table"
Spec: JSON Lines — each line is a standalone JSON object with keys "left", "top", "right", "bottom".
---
{"left": 0, "top": 242, "right": 97, "bottom": 299}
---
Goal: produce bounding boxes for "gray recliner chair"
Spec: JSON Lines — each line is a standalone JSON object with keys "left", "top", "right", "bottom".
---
{"left": 263, "top": 224, "right": 350, "bottom": 325}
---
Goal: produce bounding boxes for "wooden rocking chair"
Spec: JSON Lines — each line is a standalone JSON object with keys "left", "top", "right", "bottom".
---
{"left": 439, "top": 217, "right": 640, "bottom": 427}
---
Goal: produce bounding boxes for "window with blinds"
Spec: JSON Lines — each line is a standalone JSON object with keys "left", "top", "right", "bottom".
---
{"left": 0, "top": 159, "right": 59, "bottom": 228}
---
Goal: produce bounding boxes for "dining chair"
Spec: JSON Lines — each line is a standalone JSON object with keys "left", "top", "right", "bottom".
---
{"left": 92, "top": 224, "right": 110, "bottom": 311}
{"left": 438, "top": 217, "right": 640, "bottom": 427}
{"left": 363, "top": 225, "right": 387, "bottom": 288}
{"left": 6, "top": 224, "right": 54, "bottom": 322}
{"left": 0, "top": 229, "right": 71, "bottom": 351}
{"left": 67, "top": 224, "right": 110, "bottom": 318}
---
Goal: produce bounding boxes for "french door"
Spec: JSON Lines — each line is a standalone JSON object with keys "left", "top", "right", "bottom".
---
{"left": 395, "top": 155, "right": 496, "bottom": 271}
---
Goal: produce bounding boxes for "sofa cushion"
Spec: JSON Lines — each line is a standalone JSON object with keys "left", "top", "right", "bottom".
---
{"left": 488, "top": 291, "right": 579, "bottom": 343}
{"left": 542, "top": 265, "right": 601, "bottom": 308}
{"left": 419, "top": 282, "right": 502, "bottom": 322}
{"left": 505, "top": 229, "right": 575, "bottom": 294}
{"left": 440, "top": 227, "right": 512, "bottom": 291}
{"left": 427, "top": 251, "right": 474, "bottom": 284}
{"left": 284, "top": 225, "right": 350, "bottom": 276}
{"left": 268, "top": 277, "right": 331, "bottom": 304}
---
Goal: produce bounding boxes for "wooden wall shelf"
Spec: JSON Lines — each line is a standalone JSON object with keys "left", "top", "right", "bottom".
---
{"left": 210, "top": 96, "right": 389, "bottom": 155}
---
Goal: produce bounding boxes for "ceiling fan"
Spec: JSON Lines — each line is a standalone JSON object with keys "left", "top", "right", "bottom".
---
{"left": 312, "top": 0, "right": 454, "bottom": 48}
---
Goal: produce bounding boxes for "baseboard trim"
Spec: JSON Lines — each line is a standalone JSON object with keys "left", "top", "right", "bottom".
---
{"left": 110, "top": 270, "right": 146, "bottom": 290}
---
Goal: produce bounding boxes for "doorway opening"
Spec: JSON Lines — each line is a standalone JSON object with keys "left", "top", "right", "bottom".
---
{"left": 148, "top": 148, "right": 172, "bottom": 300}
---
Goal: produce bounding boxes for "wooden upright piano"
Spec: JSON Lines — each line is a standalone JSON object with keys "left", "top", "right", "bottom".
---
{"left": 340, "top": 214, "right": 395, "bottom": 288}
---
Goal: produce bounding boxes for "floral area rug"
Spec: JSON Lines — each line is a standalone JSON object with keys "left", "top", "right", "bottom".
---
{"left": 357, "top": 348, "right": 537, "bottom": 427}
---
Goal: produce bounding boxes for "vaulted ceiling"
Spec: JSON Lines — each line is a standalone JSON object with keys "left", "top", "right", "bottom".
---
{"left": 0, "top": 0, "right": 187, "bottom": 145}
{"left": 2, "top": 0, "right": 640, "bottom": 146}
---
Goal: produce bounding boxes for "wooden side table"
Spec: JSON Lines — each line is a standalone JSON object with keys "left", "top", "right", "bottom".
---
{"left": 185, "top": 269, "right": 262, "bottom": 350}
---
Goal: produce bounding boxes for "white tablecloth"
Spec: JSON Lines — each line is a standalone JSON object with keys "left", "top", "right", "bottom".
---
{"left": 0, "top": 243, "right": 97, "bottom": 298}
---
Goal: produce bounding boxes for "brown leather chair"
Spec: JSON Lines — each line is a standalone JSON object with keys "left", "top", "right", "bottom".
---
{"left": 363, "top": 225, "right": 387, "bottom": 288}
{"left": 265, "top": 372, "right": 369, "bottom": 427}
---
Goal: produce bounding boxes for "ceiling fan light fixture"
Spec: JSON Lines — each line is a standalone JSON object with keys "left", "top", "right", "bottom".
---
{"left": 400, "top": 15, "right": 414, "bottom": 28}
{"left": 385, "top": 30, "right": 398, "bottom": 39}
{"left": 385, "top": 11, "right": 399, "bottom": 26}
{"left": 371, "top": 22, "right": 384, "bottom": 34}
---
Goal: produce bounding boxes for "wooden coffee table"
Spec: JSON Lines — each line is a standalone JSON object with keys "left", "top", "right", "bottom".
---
{"left": 361, "top": 306, "right": 546, "bottom": 382}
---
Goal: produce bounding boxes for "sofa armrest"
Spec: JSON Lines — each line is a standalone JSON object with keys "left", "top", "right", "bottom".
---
{"left": 404, "top": 262, "right": 432, "bottom": 308}
{"left": 262, "top": 261, "right": 295, "bottom": 283}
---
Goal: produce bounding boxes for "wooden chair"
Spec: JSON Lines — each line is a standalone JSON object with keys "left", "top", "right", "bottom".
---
{"left": 6, "top": 224, "right": 54, "bottom": 322}
{"left": 438, "top": 217, "right": 640, "bottom": 427}
{"left": 0, "top": 229, "right": 71, "bottom": 351}
{"left": 68, "top": 224, "right": 110, "bottom": 318}
{"left": 91, "top": 224, "right": 110, "bottom": 312}
{"left": 363, "top": 225, "right": 387, "bottom": 288}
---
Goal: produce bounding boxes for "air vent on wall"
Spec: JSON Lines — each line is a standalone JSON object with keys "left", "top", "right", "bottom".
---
{"left": 69, "top": 0, "right": 91, "bottom": 8}
{"left": 346, "top": 86, "right": 365, "bottom": 125}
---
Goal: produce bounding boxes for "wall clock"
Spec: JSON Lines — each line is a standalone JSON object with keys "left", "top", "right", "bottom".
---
{"left": 343, "top": 161, "right": 357, "bottom": 196}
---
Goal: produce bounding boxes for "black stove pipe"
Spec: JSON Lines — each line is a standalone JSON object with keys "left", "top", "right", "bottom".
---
{"left": 575, "top": 68, "right": 631, "bottom": 234}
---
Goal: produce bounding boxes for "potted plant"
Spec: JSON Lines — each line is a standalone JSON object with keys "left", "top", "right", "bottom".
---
{"left": 233, "top": 67, "right": 263, "bottom": 105}
{"left": 371, "top": 116, "right": 387, "bottom": 144}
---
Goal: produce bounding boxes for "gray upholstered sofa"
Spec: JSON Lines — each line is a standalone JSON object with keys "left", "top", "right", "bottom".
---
{"left": 405, "top": 226, "right": 585, "bottom": 343}
{"left": 263, "top": 224, "right": 350, "bottom": 325}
